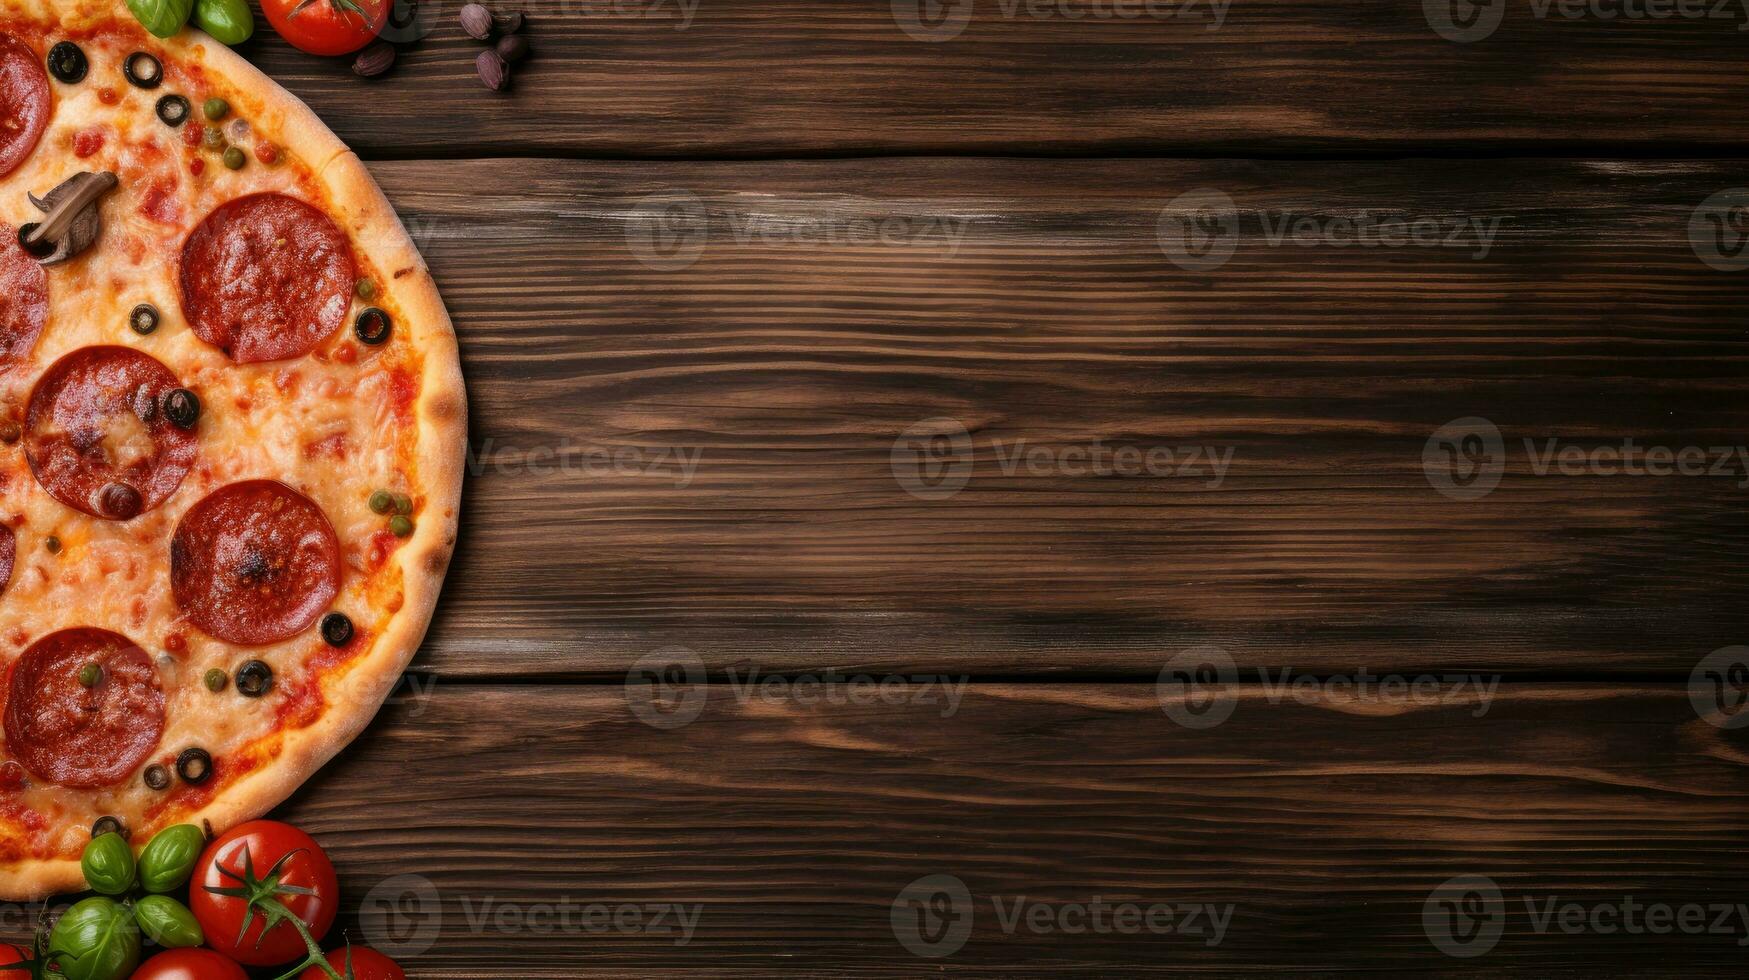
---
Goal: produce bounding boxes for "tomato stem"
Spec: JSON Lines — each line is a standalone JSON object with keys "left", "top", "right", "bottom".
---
{"left": 206, "top": 844, "right": 349, "bottom": 980}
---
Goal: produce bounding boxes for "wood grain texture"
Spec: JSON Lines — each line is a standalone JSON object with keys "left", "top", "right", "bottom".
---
{"left": 374, "top": 157, "right": 1749, "bottom": 677}
{"left": 241, "top": 0, "right": 1749, "bottom": 158}
{"left": 97, "top": 683, "right": 1749, "bottom": 976}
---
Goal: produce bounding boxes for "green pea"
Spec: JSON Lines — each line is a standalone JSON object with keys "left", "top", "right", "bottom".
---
{"left": 132, "top": 895, "right": 203, "bottom": 949}
{"left": 356, "top": 278, "right": 378, "bottom": 301}
{"left": 388, "top": 514, "right": 414, "bottom": 537}
{"left": 368, "top": 489, "right": 394, "bottom": 514}
{"left": 391, "top": 492, "right": 413, "bottom": 516}
{"left": 222, "top": 146, "right": 246, "bottom": 170}
{"left": 192, "top": 0, "right": 254, "bottom": 46}
{"left": 202, "top": 97, "right": 229, "bottom": 121}
{"left": 49, "top": 897, "right": 139, "bottom": 980}
{"left": 136, "top": 823, "right": 204, "bottom": 894}
{"left": 78, "top": 662, "right": 102, "bottom": 687}
{"left": 80, "top": 833, "right": 136, "bottom": 895}
{"left": 203, "top": 668, "right": 227, "bottom": 692}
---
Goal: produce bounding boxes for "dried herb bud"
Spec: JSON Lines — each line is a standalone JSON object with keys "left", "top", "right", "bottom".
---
{"left": 354, "top": 41, "right": 396, "bottom": 78}
{"left": 476, "top": 50, "right": 509, "bottom": 91}
{"left": 494, "top": 10, "right": 524, "bottom": 33}
{"left": 495, "top": 33, "right": 528, "bottom": 63}
{"left": 460, "top": 3, "right": 494, "bottom": 39}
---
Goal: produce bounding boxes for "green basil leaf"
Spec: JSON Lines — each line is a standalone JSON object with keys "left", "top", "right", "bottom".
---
{"left": 193, "top": 0, "right": 255, "bottom": 46}
{"left": 47, "top": 897, "right": 141, "bottom": 980}
{"left": 136, "top": 824, "right": 204, "bottom": 894}
{"left": 132, "top": 895, "right": 204, "bottom": 949}
{"left": 125, "top": 0, "right": 194, "bottom": 39}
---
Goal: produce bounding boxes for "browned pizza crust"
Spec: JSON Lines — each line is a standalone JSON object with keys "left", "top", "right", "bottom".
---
{"left": 0, "top": 2, "right": 465, "bottom": 898}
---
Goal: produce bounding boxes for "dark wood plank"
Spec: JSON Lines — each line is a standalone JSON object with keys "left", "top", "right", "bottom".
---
{"left": 375, "top": 157, "right": 1749, "bottom": 677}
{"left": 203, "top": 684, "right": 1749, "bottom": 974}
{"left": 242, "top": 0, "right": 1749, "bottom": 157}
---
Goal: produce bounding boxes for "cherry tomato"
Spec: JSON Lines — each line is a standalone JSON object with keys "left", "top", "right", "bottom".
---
{"left": 0, "top": 943, "right": 28, "bottom": 968}
{"left": 129, "top": 948, "right": 249, "bottom": 980}
{"left": 297, "top": 946, "right": 405, "bottom": 980}
{"left": 261, "top": 0, "right": 388, "bottom": 56}
{"left": 190, "top": 821, "right": 339, "bottom": 966}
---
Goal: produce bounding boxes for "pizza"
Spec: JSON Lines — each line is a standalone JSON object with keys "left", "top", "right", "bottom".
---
{"left": 0, "top": 0, "right": 465, "bottom": 898}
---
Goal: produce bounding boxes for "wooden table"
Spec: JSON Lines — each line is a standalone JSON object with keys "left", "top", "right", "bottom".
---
{"left": 223, "top": 1, "right": 1749, "bottom": 974}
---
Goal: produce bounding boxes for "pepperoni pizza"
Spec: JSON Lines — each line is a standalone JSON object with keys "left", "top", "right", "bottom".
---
{"left": 0, "top": 0, "right": 464, "bottom": 897}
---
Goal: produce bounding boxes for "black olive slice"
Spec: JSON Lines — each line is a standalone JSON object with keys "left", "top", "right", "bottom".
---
{"left": 97, "top": 483, "right": 143, "bottom": 520}
{"left": 46, "top": 42, "right": 87, "bottom": 84}
{"left": 320, "top": 612, "right": 354, "bottom": 647}
{"left": 235, "top": 659, "right": 272, "bottom": 697}
{"left": 143, "top": 764, "right": 171, "bottom": 790}
{"left": 16, "top": 224, "right": 54, "bottom": 260}
{"left": 175, "top": 748, "right": 213, "bottom": 785}
{"left": 354, "top": 307, "right": 391, "bottom": 345}
{"left": 155, "top": 94, "right": 190, "bottom": 127}
{"left": 91, "top": 816, "right": 128, "bottom": 840}
{"left": 163, "top": 388, "right": 200, "bottom": 429}
{"left": 130, "top": 303, "right": 161, "bottom": 336}
{"left": 124, "top": 52, "right": 163, "bottom": 89}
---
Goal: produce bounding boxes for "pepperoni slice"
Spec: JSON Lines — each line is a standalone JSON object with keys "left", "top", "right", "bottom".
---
{"left": 0, "top": 222, "right": 48, "bottom": 361}
{"left": 179, "top": 194, "right": 356, "bottom": 364}
{"left": 0, "top": 34, "right": 49, "bottom": 179}
{"left": 0, "top": 525, "right": 12, "bottom": 597}
{"left": 24, "top": 347, "right": 198, "bottom": 519}
{"left": 3, "top": 628, "right": 166, "bottom": 788}
{"left": 171, "top": 481, "right": 342, "bottom": 645}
